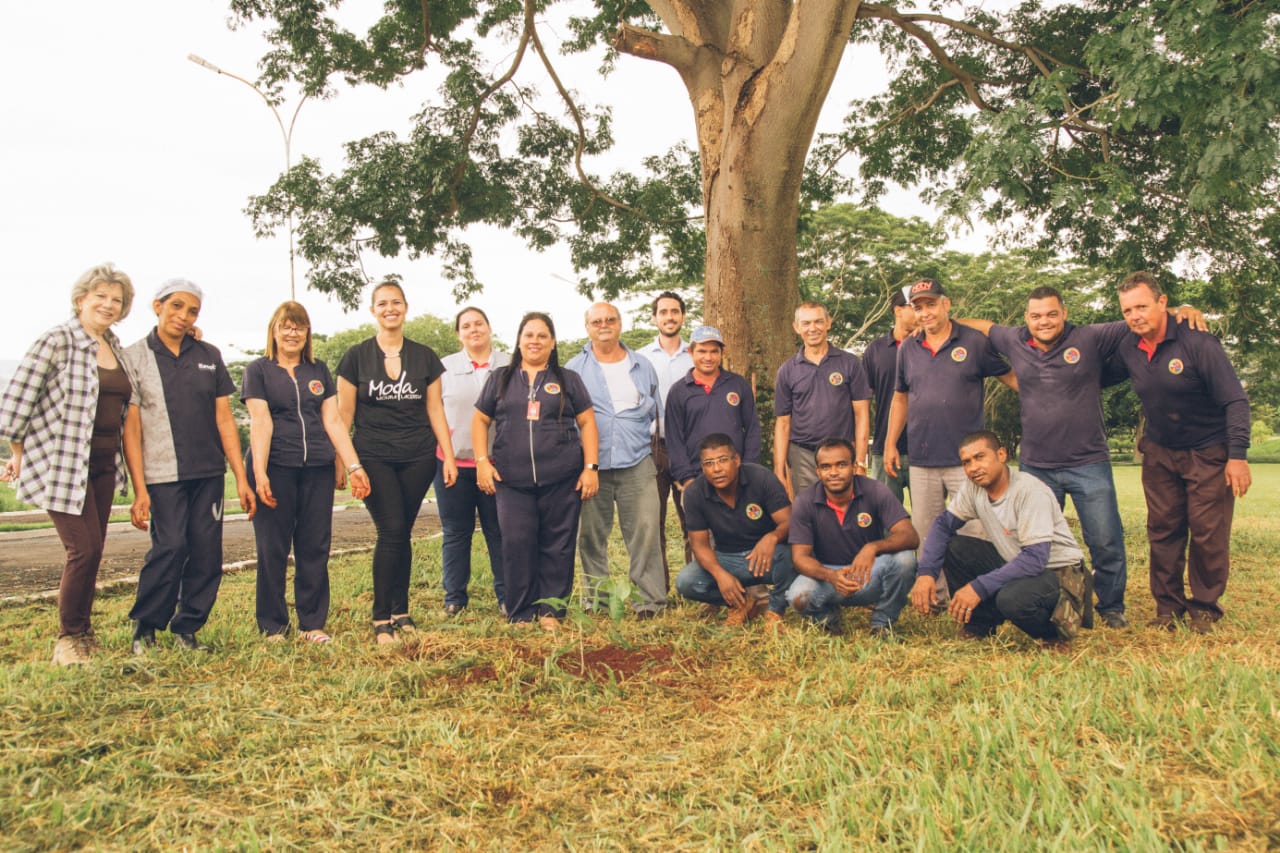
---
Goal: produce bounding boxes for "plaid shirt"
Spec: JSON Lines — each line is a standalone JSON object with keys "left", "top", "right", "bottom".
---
{"left": 0, "top": 320, "right": 132, "bottom": 514}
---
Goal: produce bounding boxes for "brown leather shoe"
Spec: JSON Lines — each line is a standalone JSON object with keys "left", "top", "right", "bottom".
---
{"left": 1188, "top": 614, "right": 1217, "bottom": 634}
{"left": 1146, "top": 613, "right": 1181, "bottom": 631}
{"left": 725, "top": 587, "right": 770, "bottom": 627}
{"left": 763, "top": 611, "right": 785, "bottom": 633}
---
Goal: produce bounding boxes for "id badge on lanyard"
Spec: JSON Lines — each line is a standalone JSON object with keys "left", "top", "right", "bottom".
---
{"left": 527, "top": 379, "right": 542, "bottom": 420}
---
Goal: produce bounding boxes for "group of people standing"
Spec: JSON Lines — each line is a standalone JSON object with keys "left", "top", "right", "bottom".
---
{"left": 0, "top": 265, "right": 1252, "bottom": 664}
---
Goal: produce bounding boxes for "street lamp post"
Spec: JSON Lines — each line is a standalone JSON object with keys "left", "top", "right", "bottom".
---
{"left": 188, "top": 53, "right": 307, "bottom": 300}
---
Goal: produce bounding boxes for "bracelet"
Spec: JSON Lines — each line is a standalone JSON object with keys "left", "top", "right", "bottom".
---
{"left": 476, "top": 456, "right": 489, "bottom": 464}
{"left": 346, "top": 463, "right": 364, "bottom": 474}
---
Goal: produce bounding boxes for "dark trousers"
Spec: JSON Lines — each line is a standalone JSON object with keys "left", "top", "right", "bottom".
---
{"left": 651, "top": 435, "right": 690, "bottom": 586}
{"left": 249, "top": 464, "right": 334, "bottom": 634}
{"left": 943, "top": 535, "right": 1061, "bottom": 640}
{"left": 130, "top": 475, "right": 226, "bottom": 634}
{"left": 496, "top": 477, "right": 582, "bottom": 622}
{"left": 435, "top": 466, "right": 504, "bottom": 608}
{"left": 362, "top": 456, "right": 434, "bottom": 621}
{"left": 47, "top": 463, "right": 116, "bottom": 637}
{"left": 1140, "top": 440, "right": 1233, "bottom": 619}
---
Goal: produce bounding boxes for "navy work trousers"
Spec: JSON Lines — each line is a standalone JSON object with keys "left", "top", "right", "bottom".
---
{"left": 496, "top": 476, "right": 582, "bottom": 622}
{"left": 249, "top": 463, "right": 334, "bottom": 634}
{"left": 129, "top": 475, "right": 226, "bottom": 634}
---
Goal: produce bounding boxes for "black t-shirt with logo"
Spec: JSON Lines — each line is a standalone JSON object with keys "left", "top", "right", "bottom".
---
{"left": 336, "top": 337, "right": 444, "bottom": 463}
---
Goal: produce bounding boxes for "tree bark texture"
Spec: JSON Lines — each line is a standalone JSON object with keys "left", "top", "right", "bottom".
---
{"left": 617, "top": 1, "right": 864, "bottom": 392}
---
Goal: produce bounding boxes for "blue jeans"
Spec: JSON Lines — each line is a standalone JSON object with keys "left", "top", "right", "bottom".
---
{"left": 785, "top": 551, "right": 917, "bottom": 629}
{"left": 434, "top": 467, "right": 504, "bottom": 608}
{"left": 1019, "top": 461, "right": 1127, "bottom": 614}
{"left": 675, "top": 545, "right": 796, "bottom": 615}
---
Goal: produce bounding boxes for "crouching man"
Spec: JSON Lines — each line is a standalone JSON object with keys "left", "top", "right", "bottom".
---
{"left": 787, "top": 438, "right": 919, "bottom": 637}
{"left": 675, "top": 433, "right": 795, "bottom": 627}
{"left": 910, "top": 430, "right": 1090, "bottom": 642}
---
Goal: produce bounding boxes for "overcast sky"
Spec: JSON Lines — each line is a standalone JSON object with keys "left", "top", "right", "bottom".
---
{"left": 1, "top": 1, "right": 962, "bottom": 362}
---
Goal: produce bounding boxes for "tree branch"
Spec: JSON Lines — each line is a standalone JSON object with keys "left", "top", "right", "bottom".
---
{"left": 857, "top": 4, "right": 995, "bottom": 111}
{"left": 612, "top": 23, "right": 701, "bottom": 73}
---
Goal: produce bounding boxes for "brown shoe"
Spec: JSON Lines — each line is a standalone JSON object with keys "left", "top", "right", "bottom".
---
{"left": 763, "top": 611, "right": 785, "bottom": 633}
{"left": 1188, "top": 614, "right": 1217, "bottom": 635}
{"left": 725, "top": 587, "right": 770, "bottom": 627}
{"left": 52, "top": 636, "right": 89, "bottom": 666}
{"left": 698, "top": 604, "right": 722, "bottom": 620}
{"left": 1147, "top": 613, "right": 1181, "bottom": 631}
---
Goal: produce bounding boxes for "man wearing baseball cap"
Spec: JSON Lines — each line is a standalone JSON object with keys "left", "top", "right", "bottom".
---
{"left": 883, "top": 279, "right": 1016, "bottom": 606}
{"left": 664, "top": 325, "right": 762, "bottom": 494}
{"left": 862, "top": 285, "right": 917, "bottom": 506}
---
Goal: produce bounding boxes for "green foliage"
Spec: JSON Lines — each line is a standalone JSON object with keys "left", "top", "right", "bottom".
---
{"left": 311, "top": 312, "right": 465, "bottom": 367}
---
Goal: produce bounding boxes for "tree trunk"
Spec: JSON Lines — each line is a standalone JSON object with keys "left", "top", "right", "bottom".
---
{"left": 617, "top": 0, "right": 864, "bottom": 407}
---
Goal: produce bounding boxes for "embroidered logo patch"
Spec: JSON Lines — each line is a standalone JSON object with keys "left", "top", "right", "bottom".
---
{"left": 951, "top": 347, "right": 968, "bottom": 363}
{"left": 1063, "top": 347, "right": 1081, "bottom": 364}
{"left": 745, "top": 503, "right": 763, "bottom": 520}
{"left": 911, "top": 280, "right": 933, "bottom": 294}
{"left": 544, "top": 383, "right": 562, "bottom": 394}
{"left": 308, "top": 380, "right": 325, "bottom": 395}
{"left": 726, "top": 391, "right": 741, "bottom": 406}
{"left": 828, "top": 372, "right": 843, "bottom": 386}
{"left": 857, "top": 512, "right": 872, "bottom": 528}
{"left": 1167, "top": 359, "right": 1184, "bottom": 375}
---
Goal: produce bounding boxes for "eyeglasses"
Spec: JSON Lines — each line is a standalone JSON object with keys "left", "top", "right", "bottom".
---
{"left": 700, "top": 455, "right": 734, "bottom": 468}
{"left": 278, "top": 325, "right": 308, "bottom": 336}
{"left": 588, "top": 316, "right": 619, "bottom": 328}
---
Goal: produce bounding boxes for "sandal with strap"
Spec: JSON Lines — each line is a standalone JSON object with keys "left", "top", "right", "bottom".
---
{"left": 301, "top": 630, "right": 331, "bottom": 643}
{"left": 390, "top": 615, "right": 418, "bottom": 634}
{"left": 373, "top": 622, "right": 398, "bottom": 645}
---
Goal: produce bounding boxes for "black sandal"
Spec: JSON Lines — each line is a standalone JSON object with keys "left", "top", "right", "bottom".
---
{"left": 390, "top": 615, "right": 418, "bottom": 634}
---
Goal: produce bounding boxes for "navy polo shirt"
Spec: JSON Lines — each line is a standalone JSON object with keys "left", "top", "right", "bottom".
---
{"left": 683, "top": 462, "right": 791, "bottom": 553}
{"left": 862, "top": 332, "right": 908, "bottom": 456}
{"left": 1113, "top": 321, "right": 1250, "bottom": 458}
{"left": 665, "top": 368, "right": 762, "bottom": 482}
{"left": 894, "top": 323, "right": 1010, "bottom": 467}
{"left": 774, "top": 346, "right": 871, "bottom": 446}
{"left": 122, "top": 330, "right": 236, "bottom": 484}
{"left": 475, "top": 366, "right": 592, "bottom": 487}
{"left": 241, "top": 357, "right": 337, "bottom": 468}
{"left": 789, "top": 477, "right": 910, "bottom": 567}
{"left": 988, "top": 321, "right": 1130, "bottom": 469}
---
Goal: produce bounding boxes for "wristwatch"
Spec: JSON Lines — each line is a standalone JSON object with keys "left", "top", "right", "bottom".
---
{"left": 585, "top": 463, "right": 600, "bottom": 471}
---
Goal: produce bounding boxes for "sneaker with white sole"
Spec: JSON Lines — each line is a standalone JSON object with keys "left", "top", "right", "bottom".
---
{"left": 52, "top": 635, "right": 89, "bottom": 666}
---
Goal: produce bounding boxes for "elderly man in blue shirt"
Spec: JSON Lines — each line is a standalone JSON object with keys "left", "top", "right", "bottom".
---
{"left": 566, "top": 302, "right": 667, "bottom": 618}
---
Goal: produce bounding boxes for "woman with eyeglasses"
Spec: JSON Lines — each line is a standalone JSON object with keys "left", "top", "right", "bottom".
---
{"left": 337, "top": 279, "right": 456, "bottom": 644}
{"left": 242, "top": 301, "right": 370, "bottom": 643}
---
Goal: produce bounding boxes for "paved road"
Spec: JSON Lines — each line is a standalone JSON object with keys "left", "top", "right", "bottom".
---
{"left": 0, "top": 502, "right": 440, "bottom": 601}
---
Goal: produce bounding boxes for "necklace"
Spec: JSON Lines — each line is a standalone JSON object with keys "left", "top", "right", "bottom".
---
{"left": 383, "top": 350, "right": 401, "bottom": 358}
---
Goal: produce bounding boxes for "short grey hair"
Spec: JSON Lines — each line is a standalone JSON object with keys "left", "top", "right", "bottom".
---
{"left": 71, "top": 263, "right": 135, "bottom": 321}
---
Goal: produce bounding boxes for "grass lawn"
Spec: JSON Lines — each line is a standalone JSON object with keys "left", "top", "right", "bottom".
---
{"left": 0, "top": 466, "right": 1277, "bottom": 850}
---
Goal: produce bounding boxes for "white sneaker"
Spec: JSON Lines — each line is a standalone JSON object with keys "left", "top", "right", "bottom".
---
{"left": 52, "top": 636, "right": 89, "bottom": 666}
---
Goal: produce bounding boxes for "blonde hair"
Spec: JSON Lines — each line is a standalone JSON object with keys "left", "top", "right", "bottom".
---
{"left": 70, "top": 263, "right": 134, "bottom": 321}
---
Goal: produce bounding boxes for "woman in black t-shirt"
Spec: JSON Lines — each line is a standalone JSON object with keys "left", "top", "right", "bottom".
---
{"left": 336, "top": 280, "right": 457, "bottom": 644}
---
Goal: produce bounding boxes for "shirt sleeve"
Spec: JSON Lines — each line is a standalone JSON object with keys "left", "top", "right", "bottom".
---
{"left": 1196, "top": 335, "right": 1252, "bottom": 458}
{"left": 335, "top": 341, "right": 362, "bottom": 385}
{"left": 762, "top": 470, "right": 792, "bottom": 514}
{"left": 319, "top": 360, "right": 337, "bottom": 399}
{"left": 976, "top": 334, "right": 1011, "bottom": 379}
{"left": 0, "top": 329, "right": 62, "bottom": 441}
{"left": 865, "top": 478, "right": 909, "bottom": 531}
{"left": 682, "top": 480, "right": 710, "bottom": 532}
{"left": 564, "top": 370, "right": 593, "bottom": 418}
{"left": 475, "top": 369, "right": 502, "bottom": 418}
{"left": 788, "top": 498, "right": 815, "bottom": 547}
{"left": 917, "top": 510, "right": 965, "bottom": 578}
{"left": 847, "top": 354, "right": 872, "bottom": 401}
{"left": 208, "top": 345, "right": 235, "bottom": 398}
{"left": 987, "top": 324, "right": 1018, "bottom": 357}
{"left": 665, "top": 386, "right": 694, "bottom": 481}
{"left": 241, "top": 359, "right": 266, "bottom": 403}
{"left": 969, "top": 541, "right": 1051, "bottom": 599}
{"left": 894, "top": 343, "right": 912, "bottom": 393}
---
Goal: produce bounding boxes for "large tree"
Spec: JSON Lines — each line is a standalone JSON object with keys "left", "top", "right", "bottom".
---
{"left": 237, "top": 0, "right": 1280, "bottom": 397}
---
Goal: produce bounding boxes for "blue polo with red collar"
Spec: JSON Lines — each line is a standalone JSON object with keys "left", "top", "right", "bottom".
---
{"left": 683, "top": 462, "right": 790, "bottom": 553}
{"left": 1112, "top": 321, "right": 1250, "bottom": 458}
{"left": 862, "top": 331, "right": 908, "bottom": 456}
{"left": 894, "top": 323, "right": 1010, "bottom": 467}
{"left": 789, "top": 477, "right": 910, "bottom": 566}
{"left": 987, "top": 320, "right": 1130, "bottom": 468}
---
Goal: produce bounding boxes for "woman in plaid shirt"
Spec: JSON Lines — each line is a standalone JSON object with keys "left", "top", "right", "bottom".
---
{"left": 0, "top": 263, "right": 138, "bottom": 666}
